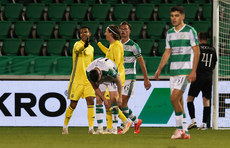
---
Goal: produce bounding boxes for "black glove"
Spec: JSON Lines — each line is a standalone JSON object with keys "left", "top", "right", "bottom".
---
{"left": 94, "top": 35, "right": 99, "bottom": 43}
{"left": 84, "top": 38, "right": 89, "bottom": 48}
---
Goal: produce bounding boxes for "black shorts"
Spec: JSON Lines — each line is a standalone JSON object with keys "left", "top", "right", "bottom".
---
{"left": 188, "top": 75, "right": 212, "bottom": 99}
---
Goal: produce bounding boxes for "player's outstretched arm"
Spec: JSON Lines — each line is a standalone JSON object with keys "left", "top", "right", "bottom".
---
{"left": 97, "top": 42, "right": 109, "bottom": 54}
{"left": 155, "top": 49, "right": 171, "bottom": 80}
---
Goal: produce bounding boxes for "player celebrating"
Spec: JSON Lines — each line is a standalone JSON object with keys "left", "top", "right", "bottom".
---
{"left": 118, "top": 21, "right": 151, "bottom": 134}
{"left": 154, "top": 6, "right": 200, "bottom": 139}
{"left": 187, "top": 32, "right": 217, "bottom": 130}
{"left": 62, "top": 26, "right": 95, "bottom": 135}
{"left": 87, "top": 57, "right": 129, "bottom": 134}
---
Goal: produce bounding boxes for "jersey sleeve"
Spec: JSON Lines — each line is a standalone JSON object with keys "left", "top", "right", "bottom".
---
{"left": 97, "top": 42, "right": 108, "bottom": 54}
{"left": 107, "top": 68, "right": 118, "bottom": 78}
{"left": 165, "top": 32, "right": 171, "bottom": 49}
{"left": 189, "top": 28, "right": 199, "bottom": 47}
{"left": 133, "top": 43, "right": 142, "bottom": 58}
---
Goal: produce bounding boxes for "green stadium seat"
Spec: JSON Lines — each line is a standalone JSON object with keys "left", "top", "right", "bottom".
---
{"left": 84, "top": 0, "right": 97, "bottom": 4}
{"left": 0, "top": 56, "right": 10, "bottom": 74}
{"left": 36, "top": 21, "right": 55, "bottom": 39}
{"left": 202, "top": 4, "right": 212, "bottom": 21}
{"left": 136, "top": 39, "right": 155, "bottom": 57}
{"left": 14, "top": 21, "right": 34, "bottom": 39}
{"left": 1, "top": 0, "right": 9, "bottom": 5}
{"left": 147, "top": 0, "right": 162, "bottom": 4}
{"left": 158, "top": 39, "right": 166, "bottom": 56}
{"left": 61, "top": 0, "right": 76, "bottom": 4}
{"left": 25, "top": 39, "right": 44, "bottom": 56}
{"left": 58, "top": 21, "right": 77, "bottom": 39}
{"left": 147, "top": 21, "right": 167, "bottom": 39}
{"left": 91, "top": 4, "right": 111, "bottom": 21}
{"left": 128, "top": 21, "right": 144, "bottom": 40}
{"left": 136, "top": 4, "right": 155, "bottom": 21}
{"left": 90, "top": 41, "right": 104, "bottom": 57}
{"left": 80, "top": 21, "right": 100, "bottom": 37}
{"left": 113, "top": 4, "right": 133, "bottom": 21}
{"left": 32, "top": 56, "right": 54, "bottom": 75}
{"left": 0, "top": 21, "right": 11, "bottom": 39}
{"left": 194, "top": 0, "right": 210, "bottom": 4}
{"left": 46, "top": 39, "right": 66, "bottom": 56}
{"left": 99, "top": 39, "right": 110, "bottom": 48}
{"left": 16, "top": 0, "right": 34, "bottom": 4}
{"left": 68, "top": 39, "right": 79, "bottom": 55}
{"left": 3, "top": 39, "right": 22, "bottom": 56}
{"left": 40, "top": 0, "right": 53, "bottom": 4}
{"left": 54, "top": 56, "right": 72, "bottom": 75}
{"left": 48, "top": 4, "right": 67, "bottom": 21}
{"left": 70, "top": 4, "right": 89, "bottom": 21}
{"left": 26, "top": 3, "right": 45, "bottom": 21}
{"left": 171, "top": 0, "right": 186, "bottom": 4}
{"left": 145, "top": 56, "right": 161, "bottom": 75}
{"left": 126, "top": 0, "right": 142, "bottom": 4}
{"left": 4, "top": 3, "right": 23, "bottom": 21}
{"left": 9, "top": 56, "right": 32, "bottom": 75}
{"left": 182, "top": 3, "right": 199, "bottom": 21}
{"left": 106, "top": 0, "right": 119, "bottom": 4}
{"left": 191, "top": 21, "right": 211, "bottom": 33}
{"left": 158, "top": 4, "right": 176, "bottom": 21}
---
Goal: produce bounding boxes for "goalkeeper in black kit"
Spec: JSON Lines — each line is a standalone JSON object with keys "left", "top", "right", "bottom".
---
{"left": 187, "top": 32, "right": 217, "bottom": 130}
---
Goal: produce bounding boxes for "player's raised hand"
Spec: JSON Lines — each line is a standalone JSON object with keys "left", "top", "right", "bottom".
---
{"left": 84, "top": 37, "right": 89, "bottom": 48}
{"left": 94, "top": 35, "right": 99, "bottom": 43}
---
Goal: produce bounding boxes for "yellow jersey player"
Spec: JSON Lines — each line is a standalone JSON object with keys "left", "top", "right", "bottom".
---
{"left": 62, "top": 26, "right": 96, "bottom": 135}
{"left": 93, "top": 25, "right": 132, "bottom": 134}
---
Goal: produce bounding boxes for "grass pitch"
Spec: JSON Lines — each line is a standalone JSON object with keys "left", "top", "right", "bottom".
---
{"left": 0, "top": 127, "right": 229, "bottom": 148}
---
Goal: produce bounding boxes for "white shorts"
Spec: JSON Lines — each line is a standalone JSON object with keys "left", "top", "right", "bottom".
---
{"left": 170, "top": 76, "right": 189, "bottom": 93}
{"left": 122, "top": 80, "right": 135, "bottom": 97}
{"left": 99, "top": 82, "right": 117, "bottom": 92}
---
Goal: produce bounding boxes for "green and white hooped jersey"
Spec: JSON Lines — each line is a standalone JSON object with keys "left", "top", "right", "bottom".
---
{"left": 123, "top": 39, "right": 142, "bottom": 80}
{"left": 86, "top": 57, "right": 119, "bottom": 83}
{"left": 166, "top": 24, "right": 199, "bottom": 76}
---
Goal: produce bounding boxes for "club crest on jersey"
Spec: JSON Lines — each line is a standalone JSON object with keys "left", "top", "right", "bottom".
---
{"left": 180, "top": 34, "right": 186, "bottom": 39}
{"left": 71, "top": 94, "right": 74, "bottom": 98}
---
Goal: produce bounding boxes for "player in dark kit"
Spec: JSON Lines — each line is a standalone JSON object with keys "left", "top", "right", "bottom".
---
{"left": 187, "top": 32, "right": 217, "bottom": 130}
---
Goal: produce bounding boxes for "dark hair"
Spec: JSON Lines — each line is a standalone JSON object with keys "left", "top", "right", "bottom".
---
{"left": 120, "top": 21, "right": 132, "bottom": 31}
{"left": 80, "top": 26, "right": 91, "bottom": 32}
{"left": 170, "top": 6, "right": 185, "bottom": 15}
{"left": 89, "top": 69, "right": 99, "bottom": 82}
{"left": 107, "top": 25, "right": 121, "bottom": 40}
{"left": 198, "top": 32, "right": 208, "bottom": 41}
